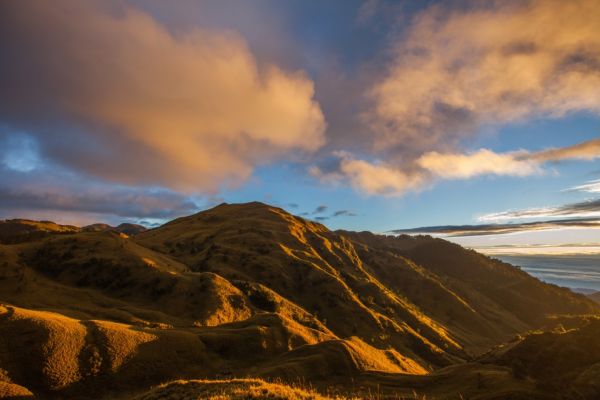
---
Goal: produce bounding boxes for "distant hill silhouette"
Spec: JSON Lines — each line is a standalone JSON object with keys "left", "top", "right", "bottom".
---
{"left": 0, "top": 202, "right": 598, "bottom": 399}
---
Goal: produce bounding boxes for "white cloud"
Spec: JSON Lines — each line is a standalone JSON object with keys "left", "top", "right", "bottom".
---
{"left": 309, "top": 152, "right": 425, "bottom": 196}
{"left": 311, "top": 138, "right": 600, "bottom": 197}
{"left": 569, "top": 179, "right": 600, "bottom": 194}
{"left": 416, "top": 149, "right": 540, "bottom": 179}
{"left": 478, "top": 200, "right": 600, "bottom": 222}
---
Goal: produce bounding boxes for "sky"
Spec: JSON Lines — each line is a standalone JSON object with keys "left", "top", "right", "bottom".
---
{"left": 1, "top": 0, "right": 600, "bottom": 253}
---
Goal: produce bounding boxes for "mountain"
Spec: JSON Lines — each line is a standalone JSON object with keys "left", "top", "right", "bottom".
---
{"left": 0, "top": 219, "right": 79, "bottom": 244}
{"left": 0, "top": 202, "right": 598, "bottom": 399}
{"left": 0, "top": 219, "right": 146, "bottom": 247}
{"left": 479, "top": 316, "right": 600, "bottom": 398}
{"left": 83, "top": 222, "right": 147, "bottom": 235}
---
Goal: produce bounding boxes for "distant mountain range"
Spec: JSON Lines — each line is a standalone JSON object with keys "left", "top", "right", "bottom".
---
{"left": 0, "top": 219, "right": 146, "bottom": 244}
{"left": 1, "top": 202, "right": 599, "bottom": 399}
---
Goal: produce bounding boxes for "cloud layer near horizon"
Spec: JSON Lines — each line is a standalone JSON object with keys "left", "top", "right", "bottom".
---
{"left": 0, "top": 0, "right": 325, "bottom": 193}
{"left": 479, "top": 199, "right": 600, "bottom": 222}
{"left": 392, "top": 218, "right": 600, "bottom": 237}
{"left": 0, "top": 164, "right": 200, "bottom": 225}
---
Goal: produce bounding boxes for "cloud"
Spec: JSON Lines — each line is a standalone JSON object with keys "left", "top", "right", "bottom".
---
{"left": 310, "top": 151, "right": 425, "bottom": 196}
{"left": 311, "top": 0, "right": 600, "bottom": 196}
{"left": 417, "top": 137, "right": 600, "bottom": 182}
{"left": 395, "top": 176, "right": 600, "bottom": 236}
{"left": 416, "top": 149, "right": 540, "bottom": 179}
{"left": 478, "top": 199, "right": 600, "bottom": 222}
{"left": 533, "top": 138, "right": 600, "bottom": 162}
{"left": 367, "top": 0, "right": 600, "bottom": 156}
{"left": 315, "top": 216, "right": 329, "bottom": 221}
{"left": 0, "top": 0, "right": 325, "bottom": 193}
{"left": 312, "top": 205, "right": 328, "bottom": 214}
{"left": 314, "top": 136, "right": 600, "bottom": 196}
{"left": 332, "top": 210, "right": 357, "bottom": 217}
{"left": 569, "top": 179, "right": 600, "bottom": 194}
{"left": 414, "top": 137, "right": 600, "bottom": 182}
{"left": 391, "top": 218, "right": 600, "bottom": 237}
{"left": 0, "top": 164, "right": 199, "bottom": 223}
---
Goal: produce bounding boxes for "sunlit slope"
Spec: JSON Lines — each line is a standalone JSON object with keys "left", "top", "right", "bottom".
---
{"left": 2, "top": 231, "right": 253, "bottom": 327}
{"left": 0, "top": 302, "right": 420, "bottom": 398}
{"left": 136, "top": 202, "right": 466, "bottom": 367}
{"left": 0, "top": 219, "right": 79, "bottom": 244}
{"left": 0, "top": 304, "right": 208, "bottom": 397}
{"left": 137, "top": 202, "right": 597, "bottom": 358}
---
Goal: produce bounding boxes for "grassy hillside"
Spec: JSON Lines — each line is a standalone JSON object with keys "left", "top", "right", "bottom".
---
{"left": 0, "top": 219, "right": 79, "bottom": 244}
{"left": 0, "top": 202, "right": 598, "bottom": 399}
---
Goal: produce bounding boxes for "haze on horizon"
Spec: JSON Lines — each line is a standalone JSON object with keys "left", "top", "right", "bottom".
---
{"left": 1, "top": 0, "right": 600, "bottom": 254}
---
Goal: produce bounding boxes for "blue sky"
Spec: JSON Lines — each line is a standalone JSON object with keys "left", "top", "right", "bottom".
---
{"left": 1, "top": 0, "right": 600, "bottom": 251}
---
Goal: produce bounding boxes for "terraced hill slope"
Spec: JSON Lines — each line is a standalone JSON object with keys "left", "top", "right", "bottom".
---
{"left": 0, "top": 202, "right": 597, "bottom": 399}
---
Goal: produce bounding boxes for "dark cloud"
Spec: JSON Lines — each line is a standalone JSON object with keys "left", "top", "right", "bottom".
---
{"left": 313, "top": 205, "right": 328, "bottom": 214}
{"left": 480, "top": 199, "right": 600, "bottom": 221}
{"left": 391, "top": 217, "right": 600, "bottom": 237}
{"left": 393, "top": 195, "right": 600, "bottom": 237}
{"left": 137, "top": 220, "right": 164, "bottom": 228}
{"left": 0, "top": 164, "right": 199, "bottom": 222}
{"left": 287, "top": 203, "right": 299, "bottom": 209}
{"left": 332, "top": 210, "right": 357, "bottom": 217}
{"left": 315, "top": 216, "right": 329, "bottom": 221}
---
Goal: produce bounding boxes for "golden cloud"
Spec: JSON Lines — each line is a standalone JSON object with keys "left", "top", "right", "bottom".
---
{"left": 315, "top": 137, "right": 600, "bottom": 196}
{"left": 368, "top": 0, "right": 600, "bottom": 154}
{"left": 0, "top": 0, "right": 325, "bottom": 192}
{"left": 416, "top": 149, "right": 540, "bottom": 179}
{"left": 533, "top": 138, "right": 600, "bottom": 162}
{"left": 309, "top": 151, "right": 425, "bottom": 196}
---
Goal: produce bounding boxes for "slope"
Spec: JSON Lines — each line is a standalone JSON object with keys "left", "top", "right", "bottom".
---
{"left": 137, "top": 202, "right": 597, "bottom": 358}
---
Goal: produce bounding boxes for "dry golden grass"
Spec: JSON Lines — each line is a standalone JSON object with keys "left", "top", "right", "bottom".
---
{"left": 345, "top": 337, "right": 426, "bottom": 375}
{"left": 0, "top": 219, "right": 80, "bottom": 245}
{"left": 0, "top": 368, "right": 34, "bottom": 399}
{"left": 0, "top": 305, "right": 86, "bottom": 390}
{"left": 135, "top": 378, "right": 370, "bottom": 400}
{"left": 0, "top": 304, "right": 208, "bottom": 397}
{"left": 0, "top": 219, "right": 79, "bottom": 234}
{"left": 589, "top": 292, "right": 600, "bottom": 305}
{"left": 0, "top": 381, "right": 34, "bottom": 399}
{"left": 22, "top": 231, "right": 254, "bottom": 326}
{"left": 92, "top": 320, "right": 157, "bottom": 372}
